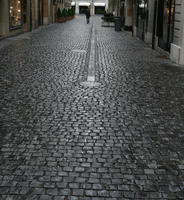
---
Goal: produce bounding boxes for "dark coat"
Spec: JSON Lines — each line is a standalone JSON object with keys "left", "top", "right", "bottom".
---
{"left": 85, "top": 9, "right": 90, "bottom": 18}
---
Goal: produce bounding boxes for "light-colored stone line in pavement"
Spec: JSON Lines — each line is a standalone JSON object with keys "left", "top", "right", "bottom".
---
{"left": 87, "top": 21, "right": 96, "bottom": 82}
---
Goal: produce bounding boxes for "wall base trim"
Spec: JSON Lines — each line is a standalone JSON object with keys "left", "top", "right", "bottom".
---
{"left": 170, "top": 43, "right": 181, "bottom": 64}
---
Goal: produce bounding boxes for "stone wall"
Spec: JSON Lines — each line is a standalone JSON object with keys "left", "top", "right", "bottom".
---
{"left": 0, "top": 0, "right": 9, "bottom": 36}
{"left": 173, "top": 0, "right": 182, "bottom": 46}
{"left": 170, "top": 0, "right": 184, "bottom": 65}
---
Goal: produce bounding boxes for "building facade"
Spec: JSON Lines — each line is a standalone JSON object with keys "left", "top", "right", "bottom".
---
{"left": 170, "top": 0, "right": 184, "bottom": 65}
{"left": 108, "top": 0, "right": 121, "bottom": 16}
{"left": 0, "top": 0, "right": 72, "bottom": 38}
{"left": 111, "top": 0, "right": 184, "bottom": 65}
{"left": 72, "top": 0, "right": 107, "bottom": 15}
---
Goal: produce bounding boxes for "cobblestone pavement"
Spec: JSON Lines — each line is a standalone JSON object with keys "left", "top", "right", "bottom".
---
{"left": 0, "top": 16, "right": 184, "bottom": 200}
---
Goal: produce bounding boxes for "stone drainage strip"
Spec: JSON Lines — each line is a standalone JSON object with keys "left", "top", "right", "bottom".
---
{"left": 80, "top": 22, "right": 101, "bottom": 87}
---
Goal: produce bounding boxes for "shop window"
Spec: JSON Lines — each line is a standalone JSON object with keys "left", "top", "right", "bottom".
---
{"left": 9, "top": 0, "right": 22, "bottom": 29}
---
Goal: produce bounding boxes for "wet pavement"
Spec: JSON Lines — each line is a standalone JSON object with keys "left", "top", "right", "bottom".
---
{"left": 0, "top": 15, "right": 184, "bottom": 200}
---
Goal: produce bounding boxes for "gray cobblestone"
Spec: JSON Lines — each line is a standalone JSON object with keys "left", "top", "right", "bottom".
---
{"left": 73, "top": 189, "right": 84, "bottom": 196}
{"left": 54, "top": 196, "right": 65, "bottom": 200}
{"left": 0, "top": 15, "right": 184, "bottom": 199}
{"left": 40, "top": 195, "right": 52, "bottom": 200}
{"left": 86, "top": 190, "right": 97, "bottom": 196}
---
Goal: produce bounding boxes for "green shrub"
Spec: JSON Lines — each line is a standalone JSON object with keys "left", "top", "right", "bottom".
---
{"left": 104, "top": 13, "right": 113, "bottom": 17}
{"left": 57, "top": 8, "right": 62, "bottom": 17}
{"left": 68, "top": 9, "right": 73, "bottom": 16}
{"left": 101, "top": 16, "right": 114, "bottom": 22}
{"left": 72, "top": 9, "right": 75, "bottom": 15}
{"left": 62, "top": 8, "right": 68, "bottom": 17}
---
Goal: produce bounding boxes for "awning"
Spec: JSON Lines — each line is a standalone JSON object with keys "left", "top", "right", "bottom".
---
{"left": 79, "top": 2, "right": 90, "bottom": 6}
{"left": 71, "top": 2, "right": 75, "bottom": 6}
{"left": 94, "top": 3, "right": 105, "bottom": 6}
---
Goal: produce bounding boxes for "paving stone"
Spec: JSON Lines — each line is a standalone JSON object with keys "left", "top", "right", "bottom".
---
{"left": 69, "top": 183, "right": 79, "bottom": 189}
{"left": 40, "top": 195, "right": 52, "bottom": 200}
{"left": 33, "top": 188, "right": 45, "bottom": 195}
{"left": 110, "top": 191, "right": 122, "bottom": 197}
{"left": 92, "top": 184, "right": 102, "bottom": 190}
{"left": 54, "top": 196, "right": 65, "bottom": 200}
{"left": 72, "top": 189, "right": 84, "bottom": 196}
{"left": 98, "top": 190, "right": 110, "bottom": 197}
{"left": 75, "top": 178, "right": 86, "bottom": 183}
{"left": 70, "top": 197, "right": 79, "bottom": 200}
{"left": 0, "top": 187, "right": 9, "bottom": 194}
{"left": 46, "top": 188, "right": 58, "bottom": 196}
{"left": 60, "top": 189, "right": 71, "bottom": 196}
{"left": 88, "top": 178, "right": 99, "bottom": 184}
{"left": 80, "top": 183, "right": 92, "bottom": 189}
{"left": 85, "top": 189, "right": 97, "bottom": 196}
{"left": 75, "top": 167, "right": 85, "bottom": 172}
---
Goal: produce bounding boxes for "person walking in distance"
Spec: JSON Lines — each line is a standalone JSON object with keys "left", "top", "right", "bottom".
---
{"left": 85, "top": 7, "right": 91, "bottom": 24}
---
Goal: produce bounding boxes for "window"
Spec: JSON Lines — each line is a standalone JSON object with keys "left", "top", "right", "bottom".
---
{"left": 9, "top": 0, "right": 22, "bottom": 28}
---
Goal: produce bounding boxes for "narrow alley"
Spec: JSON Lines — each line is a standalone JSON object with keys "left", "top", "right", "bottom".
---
{"left": 0, "top": 16, "right": 184, "bottom": 199}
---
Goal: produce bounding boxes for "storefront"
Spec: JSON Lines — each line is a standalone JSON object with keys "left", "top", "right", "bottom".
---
{"left": 156, "top": 0, "right": 175, "bottom": 51}
{"left": 9, "top": 0, "right": 23, "bottom": 29}
{"left": 79, "top": 2, "right": 90, "bottom": 14}
{"left": 94, "top": 3, "right": 105, "bottom": 15}
{"left": 9, "top": 0, "right": 30, "bottom": 31}
{"left": 136, "top": 0, "right": 148, "bottom": 40}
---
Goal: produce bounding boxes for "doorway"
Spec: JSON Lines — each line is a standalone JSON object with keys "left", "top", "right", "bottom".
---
{"left": 157, "top": 0, "right": 175, "bottom": 51}
{"left": 38, "top": 0, "right": 43, "bottom": 25}
{"left": 79, "top": 6, "right": 88, "bottom": 14}
{"left": 136, "top": 0, "right": 148, "bottom": 40}
{"left": 95, "top": 6, "right": 105, "bottom": 15}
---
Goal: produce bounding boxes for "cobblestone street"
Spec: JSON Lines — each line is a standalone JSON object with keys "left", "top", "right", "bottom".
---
{"left": 0, "top": 15, "right": 184, "bottom": 199}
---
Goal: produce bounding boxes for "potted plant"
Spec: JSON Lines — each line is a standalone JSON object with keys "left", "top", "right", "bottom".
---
{"left": 68, "top": 9, "right": 72, "bottom": 20}
{"left": 101, "top": 13, "right": 115, "bottom": 27}
{"left": 66, "top": 9, "right": 71, "bottom": 20}
{"left": 62, "top": 8, "right": 68, "bottom": 22}
{"left": 72, "top": 9, "right": 75, "bottom": 19}
{"left": 57, "top": 8, "right": 65, "bottom": 23}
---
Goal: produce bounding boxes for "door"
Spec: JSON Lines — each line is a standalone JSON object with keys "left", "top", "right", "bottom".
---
{"left": 157, "top": 0, "right": 175, "bottom": 51}
{"left": 38, "top": 0, "right": 43, "bottom": 25}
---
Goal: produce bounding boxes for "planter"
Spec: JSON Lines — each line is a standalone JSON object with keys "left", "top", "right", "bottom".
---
{"left": 101, "top": 21, "right": 115, "bottom": 27}
{"left": 67, "top": 16, "right": 72, "bottom": 20}
{"left": 57, "top": 17, "right": 65, "bottom": 23}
